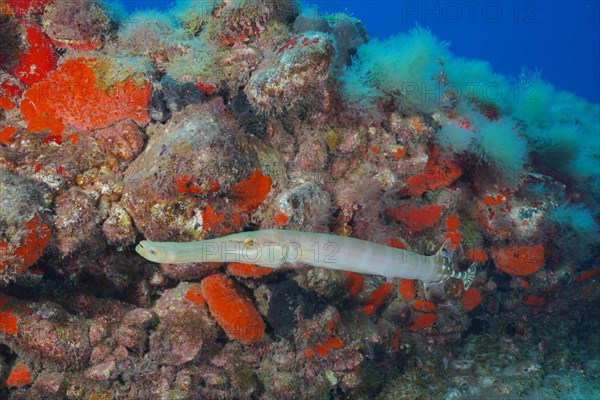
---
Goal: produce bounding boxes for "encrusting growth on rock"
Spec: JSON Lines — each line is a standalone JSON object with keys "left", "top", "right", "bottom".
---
{"left": 0, "top": 0, "right": 598, "bottom": 398}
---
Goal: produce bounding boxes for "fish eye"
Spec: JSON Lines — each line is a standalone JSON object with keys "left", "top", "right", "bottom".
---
{"left": 244, "top": 237, "right": 258, "bottom": 248}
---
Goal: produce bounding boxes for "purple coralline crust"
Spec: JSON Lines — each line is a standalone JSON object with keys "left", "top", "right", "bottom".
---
{"left": 0, "top": 0, "right": 598, "bottom": 399}
{"left": 95, "top": 119, "right": 144, "bottom": 161}
{"left": 195, "top": 342, "right": 264, "bottom": 399}
{"left": 29, "top": 372, "right": 65, "bottom": 398}
{"left": 150, "top": 283, "right": 218, "bottom": 366}
{"left": 16, "top": 304, "right": 91, "bottom": 369}
{"left": 54, "top": 187, "right": 101, "bottom": 256}
{"left": 101, "top": 203, "right": 136, "bottom": 246}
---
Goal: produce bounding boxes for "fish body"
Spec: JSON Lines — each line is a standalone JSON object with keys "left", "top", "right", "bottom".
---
{"left": 136, "top": 229, "right": 477, "bottom": 289}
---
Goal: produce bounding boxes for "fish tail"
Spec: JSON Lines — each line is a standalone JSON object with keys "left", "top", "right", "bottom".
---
{"left": 461, "top": 263, "right": 477, "bottom": 290}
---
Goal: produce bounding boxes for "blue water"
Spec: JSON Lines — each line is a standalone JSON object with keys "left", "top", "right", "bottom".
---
{"left": 116, "top": 0, "right": 599, "bottom": 103}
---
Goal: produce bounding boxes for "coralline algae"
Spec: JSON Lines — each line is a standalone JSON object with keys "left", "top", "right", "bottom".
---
{"left": 0, "top": 0, "right": 598, "bottom": 399}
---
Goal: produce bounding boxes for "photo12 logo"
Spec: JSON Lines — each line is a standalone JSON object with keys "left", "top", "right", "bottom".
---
{"left": 194, "top": 240, "right": 341, "bottom": 265}
{"left": 399, "top": 1, "right": 540, "bottom": 24}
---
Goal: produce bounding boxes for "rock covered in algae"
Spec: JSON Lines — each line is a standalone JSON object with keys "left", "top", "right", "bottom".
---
{"left": 273, "top": 182, "right": 331, "bottom": 231}
{"left": 40, "top": 0, "right": 111, "bottom": 51}
{"left": 121, "top": 98, "right": 260, "bottom": 240}
{"left": 0, "top": 297, "right": 92, "bottom": 369}
{"left": 245, "top": 32, "right": 335, "bottom": 114}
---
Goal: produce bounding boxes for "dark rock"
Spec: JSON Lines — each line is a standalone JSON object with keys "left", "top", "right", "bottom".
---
{"left": 331, "top": 18, "right": 369, "bottom": 69}
{"left": 229, "top": 92, "right": 267, "bottom": 138}
{"left": 149, "top": 88, "right": 170, "bottom": 122}
{"left": 149, "top": 76, "right": 207, "bottom": 122}
{"left": 267, "top": 280, "right": 326, "bottom": 338}
{"left": 162, "top": 76, "right": 207, "bottom": 111}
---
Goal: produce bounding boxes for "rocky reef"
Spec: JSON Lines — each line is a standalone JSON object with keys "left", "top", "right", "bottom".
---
{"left": 0, "top": 0, "right": 598, "bottom": 399}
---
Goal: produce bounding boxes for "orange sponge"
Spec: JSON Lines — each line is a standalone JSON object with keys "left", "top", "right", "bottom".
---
{"left": 387, "top": 204, "right": 443, "bottom": 232}
{"left": 492, "top": 244, "right": 545, "bottom": 276}
{"left": 20, "top": 58, "right": 151, "bottom": 135}
{"left": 11, "top": 25, "right": 57, "bottom": 87}
{"left": 1, "top": 213, "right": 51, "bottom": 274}
{"left": 227, "top": 262, "right": 273, "bottom": 278}
{"left": 200, "top": 274, "right": 265, "bottom": 344}
{"left": 6, "top": 364, "right": 32, "bottom": 388}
